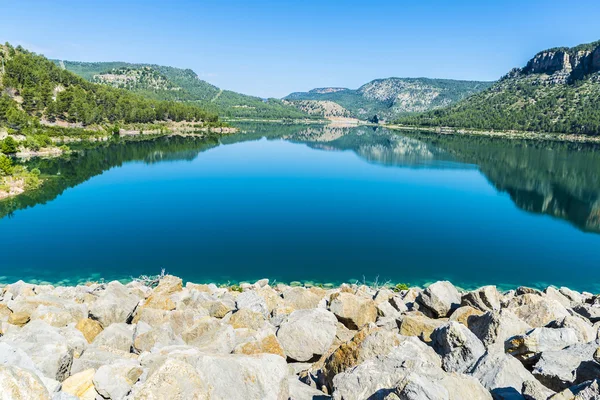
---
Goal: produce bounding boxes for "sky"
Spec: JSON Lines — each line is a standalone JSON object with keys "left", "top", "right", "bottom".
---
{"left": 1, "top": 0, "right": 599, "bottom": 98}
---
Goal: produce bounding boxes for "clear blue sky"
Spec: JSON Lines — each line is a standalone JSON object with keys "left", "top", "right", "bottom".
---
{"left": 1, "top": 0, "right": 599, "bottom": 98}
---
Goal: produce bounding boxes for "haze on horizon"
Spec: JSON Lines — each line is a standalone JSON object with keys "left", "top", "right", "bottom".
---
{"left": 1, "top": 0, "right": 599, "bottom": 98}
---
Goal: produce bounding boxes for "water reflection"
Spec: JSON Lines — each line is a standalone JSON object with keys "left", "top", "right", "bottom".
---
{"left": 3, "top": 123, "right": 600, "bottom": 233}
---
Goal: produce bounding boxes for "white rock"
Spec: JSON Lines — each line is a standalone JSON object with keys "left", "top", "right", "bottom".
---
{"left": 277, "top": 308, "right": 337, "bottom": 362}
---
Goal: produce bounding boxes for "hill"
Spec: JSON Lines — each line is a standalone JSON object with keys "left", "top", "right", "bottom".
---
{"left": 55, "top": 60, "right": 314, "bottom": 120}
{"left": 282, "top": 100, "right": 353, "bottom": 119}
{"left": 284, "top": 78, "right": 493, "bottom": 122}
{"left": 395, "top": 40, "right": 600, "bottom": 135}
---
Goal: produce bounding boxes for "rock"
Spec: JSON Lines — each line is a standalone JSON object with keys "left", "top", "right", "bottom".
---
{"left": 30, "top": 304, "right": 86, "bottom": 327}
{"left": 559, "top": 287, "right": 584, "bottom": 304}
{"left": 93, "top": 323, "right": 134, "bottom": 352}
{"left": 140, "top": 275, "right": 182, "bottom": 311}
{"left": 332, "top": 347, "right": 487, "bottom": 400}
{"left": 449, "top": 305, "right": 484, "bottom": 326}
{"left": 322, "top": 327, "right": 409, "bottom": 386}
{"left": 61, "top": 369, "right": 97, "bottom": 400}
{"left": 190, "top": 353, "right": 290, "bottom": 400}
{"left": 0, "top": 320, "right": 85, "bottom": 381}
{"left": 416, "top": 281, "right": 461, "bottom": 318}
{"left": 388, "top": 295, "right": 408, "bottom": 313}
{"left": 277, "top": 308, "right": 337, "bottom": 362}
{"left": 550, "top": 379, "right": 600, "bottom": 399}
{"left": 516, "top": 287, "right": 543, "bottom": 296}
{"left": 234, "top": 331, "right": 285, "bottom": 358}
{"left": 207, "top": 301, "right": 234, "bottom": 318}
{"left": 228, "top": 308, "right": 269, "bottom": 331}
{"left": 71, "top": 346, "right": 137, "bottom": 375}
{"left": 0, "top": 365, "right": 50, "bottom": 400}
{"left": 8, "top": 311, "right": 30, "bottom": 326}
{"left": 75, "top": 319, "right": 103, "bottom": 344}
{"left": 183, "top": 320, "right": 235, "bottom": 354}
{"left": 282, "top": 287, "right": 323, "bottom": 310}
{"left": 547, "top": 316, "right": 596, "bottom": 343}
{"left": 468, "top": 309, "right": 532, "bottom": 347}
{"left": 545, "top": 287, "right": 572, "bottom": 308}
{"left": 89, "top": 282, "right": 140, "bottom": 327}
{"left": 236, "top": 291, "right": 269, "bottom": 317}
{"left": 131, "top": 358, "right": 207, "bottom": 399}
{"left": 510, "top": 296, "right": 570, "bottom": 328}
{"left": 93, "top": 360, "right": 142, "bottom": 400}
{"left": 430, "top": 321, "right": 486, "bottom": 373}
{"left": 328, "top": 292, "right": 377, "bottom": 330}
{"left": 532, "top": 341, "right": 600, "bottom": 392}
{"left": 506, "top": 327, "right": 580, "bottom": 364}
{"left": 522, "top": 379, "right": 556, "bottom": 400}
{"left": 469, "top": 351, "right": 550, "bottom": 399}
{"left": 289, "top": 377, "right": 330, "bottom": 400}
{"left": 462, "top": 286, "right": 502, "bottom": 312}
{"left": 376, "top": 300, "right": 402, "bottom": 319}
{"left": 133, "top": 322, "right": 184, "bottom": 353}
{"left": 573, "top": 303, "right": 600, "bottom": 323}
{"left": 398, "top": 313, "right": 446, "bottom": 342}
{"left": 0, "top": 342, "right": 61, "bottom": 394}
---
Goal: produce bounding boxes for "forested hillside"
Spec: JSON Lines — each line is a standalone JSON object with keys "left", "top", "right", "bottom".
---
{"left": 0, "top": 43, "right": 218, "bottom": 133}
{"left": 284, "top": 78, "right": 492, "bottom": 122}
{"left": 395, "top": 40, "right": 600, "bottom": 135}
{"left": 56, "top": 60, "right": 314, "bottom": 120}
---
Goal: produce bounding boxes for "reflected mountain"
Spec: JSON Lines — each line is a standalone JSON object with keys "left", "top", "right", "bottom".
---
{"left": 3, "top": 123, "right": 600, "bottom": 233}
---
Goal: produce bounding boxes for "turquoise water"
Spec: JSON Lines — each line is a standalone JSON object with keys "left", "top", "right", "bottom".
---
{"left": 1, "top": 124, "right": 600, "bottom": 291}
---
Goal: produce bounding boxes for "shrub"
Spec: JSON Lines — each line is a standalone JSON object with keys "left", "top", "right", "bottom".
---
{"left": 0, "top": 154, "right": 14, "bottom": 176}
{"left": 1, "top": 136, "right": 18, "bottom": 154}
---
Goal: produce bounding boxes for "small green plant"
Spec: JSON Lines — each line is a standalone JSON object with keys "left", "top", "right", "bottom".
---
{"left": 0, "top": 154, "right": 13, "bottom": 176}
{"left": 392, "top": 283, "right": 411, "bottom": 292}
{"left": 229, "top": 284, "right": 243, "bottom": 293}
{"left": 1, "top": 136, "right": 18, "bottom": 154}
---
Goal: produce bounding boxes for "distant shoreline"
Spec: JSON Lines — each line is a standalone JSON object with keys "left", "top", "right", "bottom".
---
{"left": 385, "top": 124, "right": 600, "bottom": 144}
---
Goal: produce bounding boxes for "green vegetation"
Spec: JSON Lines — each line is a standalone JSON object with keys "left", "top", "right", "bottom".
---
{"left": 284, "top": 78, "right": 493, "bottom": 121}
{"left": 55, "top": 60, "right": 317, "bottom": 120}
{"left": 395, "top": 41, "right": 600, "bottom": 136}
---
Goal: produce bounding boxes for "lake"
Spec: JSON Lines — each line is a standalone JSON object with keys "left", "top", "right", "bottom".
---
{"left": 1, "top": 123, "right": 600, "bottom": 291}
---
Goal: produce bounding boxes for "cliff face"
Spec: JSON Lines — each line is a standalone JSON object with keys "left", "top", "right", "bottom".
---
{"left": 521, "top": 41, "right": 600, "bottom": 83}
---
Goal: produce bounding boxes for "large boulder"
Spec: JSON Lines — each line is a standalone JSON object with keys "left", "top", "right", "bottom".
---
{"left": 89, "top": 282, "right": 140, "bottom": 327}
{"left": 282, "top": 287, "right": 324, "bottom": 310}
{"left": 332, "top": 347, "right": 488, "bottom": 400}
{"left": 328, "top": 292, "right": 377, "bottom": 330}
{"left": 573, "top": 303, "right": 600, "bottom": 323}
{"left": 505, "top": 327, "right": 580, "bottom": 364}
{"left": 416, "top": 281, "right": 461, "bottom": 318}
{"left": 461, "top": 286, "right": 502, "bottom": 312}
{"left": 469, "top": 351, "right": 554, "bottom": 399}
{"left": 61, "top": 369, "right": 97, "bottom": 400}
{"left": 236, "top": 291, "right": 269, "bottom": 317}
{"left": 547, "top": 316, "right": 597, "bottom": 344}
{"left": 532, "top": 341, "right": 600, "bottom": 392}
{"left": 0, "top": 365, "right": 50, "bottom": 400}
{"left": 92, "top": 323, "right": 134, "bottom": 352}
{"left": 277, "top": 308, "right": 337, "bottom": 362}
{"left": 130, "top": 358, "right": 207, "bottom": 399}
{"left": 398, "top": 313, "right": 447, "bottom": 342}
{"left": 508, "top": 295, "right": 570, "bottom": 328}
{"left": 430, "top": 321, "right": 486, "bottom": 373}
{"left": 75, "top": 319, "right": 103, "bottom": 344}
{"left": 550, "top": 379, "right": 600, "bottom": 399}
{"left": 468, "top": 309, "right": 532, "bottom": 347}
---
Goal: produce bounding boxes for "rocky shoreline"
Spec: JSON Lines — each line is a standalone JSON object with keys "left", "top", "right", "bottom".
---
{"left": 0, "top": 277, "right": 599, "bottom": 399}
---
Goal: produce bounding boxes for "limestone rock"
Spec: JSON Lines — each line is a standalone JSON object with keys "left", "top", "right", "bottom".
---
{"left": 550, "top": 379, "right": 600, "bottom": 399}
{"left": 573, "top": 303, "right": 600, "bottom": 323}
{"left": 236, "top": 291, "right": 269, "bottom": 317}
{"left": 61, "top": 369, "right": 97, "bottom": 400}
{"left": 93, "top": 323, "right": 134, "bottom": 352}
{"left": 430, "top": 321, "right": 486, "bottom": 373}
{"left": 0, "top": 365, "right": 50, "bottom": 400}
{"left": 277, "top": 308, "right": 337, "bottom": 362}
{"left": 228, "top": 308, "right": 269, "bottom": 331}
{"left": 468, "top": 309, "right": 532, "bottom": 347}
{"left": 283, "top": 287, "right": 323, "bottom": 310}
{"left": 93, "top": 359, "right": 142, "bottom": 400}
{"left": 75, "top": 319, "right": 103, "bottom": 344}
{"left": 328, "top": 292, "right": 377, "bottom": 330}
{"left": 89, "top": 282, "right": 140, "bottom": 327}
{"left": 288, "top": 377, "right": 330, "bottom": 400}
{"left": 532, "top": 341, "right": 600, "bottom": 392}
{"left": 140, "top": 275, "right": 182, "bottom": 311}
{"left": 449, "top": 305, "right": 484, "bottom": 326}
{"left": 416, "top": 281, "right": 461, "bottom": 318}
{"left": 547, "top": 316, "right": 596, "bottom": 344}
{"left": 71, "top": 346, "right": 137, "bottom": 375}
{"left": 509, "top": 296, "right": 570, "bottom": 328}
{"left": 462, "top": 286, "right": 502, "bottom": 312}
{"left": 133, "top": 322, "right": 184, "bottom": 353}
{"left": 398, "top": 313, "right": 446, "bottom": 342}
{"left": 131, "top": 358, "right": 207, "bottom": 399}
{"left": 8, "top": 311, "right": 30, "bottom": 326}
{"left": 505, "top": 328, "right": 580, "bottom": 364}
{"left": 234, "top": 332, "right": 285, "bottom": 358}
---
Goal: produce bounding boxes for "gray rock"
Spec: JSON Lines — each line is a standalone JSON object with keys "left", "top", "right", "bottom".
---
{"left": 510, "top": 296, "right": 571, "bottom": 328}
{"left": 289, "top": 377, "right": 330, "bottom": 400}
{"left": 550, "top": 379, "right": 600, "bottom": 399}
{"left": 468, "top": 309, "right": 532, "bottom": 347}
{"left": 544, "top": 287, "right": 573, "bottom": 308}
{"left": 532, "top": 341, "right": 600, "bottom": 392}
{"left": 506, "top": 327, "right": 580, "bottom": 364}
{"left": 416, "top": 281, "right": 461, "bottom": 318}
{"left": 282, "top": 287, "right": 324, "bottom": 310}
{"left": 236, "top": 291, "right": 269, "bottom": 317}
{"left": 573, "top": 304, "right": 600, "bottom": 323}
{"left": 462, "top": 286, "right": 502, "bottom": 312}
{"left": 469, "top": 350, "right": 550, "bottom": 399}
{"left": 430, "top": 321, "right": 486, "bottom": 373}
{"left": 547, "top": 316, "right": 596, "bottom": 344}
{"left": 0, "top": 343, "right": 60, "bottom": 394}
{"left": 522, "top": 379, "right": 556, "bottom": 400}
{"left": 133, "top": 322, "right": 184, "bottom": 353}
{"left": 89, "top": 281, "right": 140, "bottom": 327}
{"left": 71, "top": 346, "right": 137, "bottom": 375}
{"left": 277, "top": 308, "right": 337, "bottom": 362}
{"left": 376, "top": 301, "right": 402, "bottom": 319}
{"left": 129, "top": 358, "right": 207, "bottom": 399}
{"left": 559, "top": 287, "right": 585, "bottom": 304}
